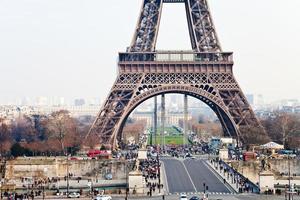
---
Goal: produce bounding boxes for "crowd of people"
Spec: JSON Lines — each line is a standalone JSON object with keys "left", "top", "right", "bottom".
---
{"left": 139, "top": 153, "right": 164, "bottom": 196}
{"left": 1, "top": 190, "right": 42, "bottom": 200}
{"left": 211, "top": 159, "right": 259, "bottom": 193}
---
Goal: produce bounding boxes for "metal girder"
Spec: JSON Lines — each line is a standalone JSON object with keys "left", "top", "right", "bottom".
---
{"left": 185, "top": 0, "right": 221, "bottom": 52}
{"left": 129, "top": 0, "right": 221, "bottom": 52}
{"left": 87, "top": 0, "right": 265, "bottom": 148}
{"left": 88, "top": 68, "right": 262, "bottom": 147}
{"left": 130, "top": 0, "right": 163, "bottom": 52}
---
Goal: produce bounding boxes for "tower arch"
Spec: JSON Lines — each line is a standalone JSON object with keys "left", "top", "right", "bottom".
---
{"left": 114, "top": 86, "right": 239, "bottom": 146}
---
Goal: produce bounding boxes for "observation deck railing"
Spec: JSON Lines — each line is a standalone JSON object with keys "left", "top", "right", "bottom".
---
{"left": 119, "top": 51, "right": 233, "bottom": 63}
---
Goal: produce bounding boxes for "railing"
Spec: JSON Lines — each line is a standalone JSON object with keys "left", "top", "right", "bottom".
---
{"left": 218, "top": 159, "right": 260, "bottom": 194}
{"left": 119, "top": 51, "right": 233, "bottom": 63}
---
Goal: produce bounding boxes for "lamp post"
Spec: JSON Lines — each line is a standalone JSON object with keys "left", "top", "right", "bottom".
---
{"left": 125, "top": 161, "right": 129, "bottom": 200}
{"left": 42, "top": 181, "right": 45, "bottom": 200}
{"left": 0, "top": 181, "right": 2, "bottom": 200}
{"left": 67, "top": 155, "right": 69, "bottom": 196}
{"left": 206, "top": 186, "right": 209, "bottom": 198}
{"left": 288, "top": 154, "right": 290, "bottom": 200}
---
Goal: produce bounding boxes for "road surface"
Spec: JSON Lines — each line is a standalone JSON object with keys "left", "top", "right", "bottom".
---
{"left": 162, "top": 157, "right": 232, "bottom": 194}
{"left": 34, "top": 193, "right": 289, "bottom": 200}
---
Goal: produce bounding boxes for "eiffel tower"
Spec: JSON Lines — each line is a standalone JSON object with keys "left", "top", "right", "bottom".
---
{"left": 88, "top": 0, "right": 265, "bottom": 148}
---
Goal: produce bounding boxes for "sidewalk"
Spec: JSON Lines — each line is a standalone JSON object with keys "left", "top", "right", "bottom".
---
{"left": 160, "top": 161, "right": 168, "bottom": 195}
{"left": 206, "top": 160, "right": 239, "bottom": 193}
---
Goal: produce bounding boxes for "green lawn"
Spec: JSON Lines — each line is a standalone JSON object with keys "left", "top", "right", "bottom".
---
{"left": 148, "top": 135, "right": 188, "bottom": 145}
{"left": 148, "top": 126, "right": 188, "bottom": 145}
{"left": 155, "top": 126, "right": 182, "bottom": 135}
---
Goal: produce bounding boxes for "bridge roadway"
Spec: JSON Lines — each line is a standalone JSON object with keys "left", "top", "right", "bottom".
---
{"left": 162, "top": 157, "right": 232, "bottom": 194}
{"left": 37, "top": 194, "right": 287, "bottom": 200}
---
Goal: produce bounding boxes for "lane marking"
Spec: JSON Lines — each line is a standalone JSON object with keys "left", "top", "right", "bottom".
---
{"left": 180, "top": 159, "right": 198, "bottom": 193}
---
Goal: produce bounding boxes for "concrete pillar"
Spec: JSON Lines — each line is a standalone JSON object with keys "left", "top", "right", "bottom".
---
{"left": 219, "top": 149, "right": 229, "bottom": 160}
{"left": 183, "top": 94, "right": 188, "bottom": 145}
{"left": 161, "top": 94, "right": 165, "bottom": 147}
{"left": 128, "top": 171, "right": 145, "bottom": 194}
{"left": 259, "top": 171, "right": 275, "bottom": 194}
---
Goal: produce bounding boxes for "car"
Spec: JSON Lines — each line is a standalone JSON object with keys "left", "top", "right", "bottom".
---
{"left": 94, "top": 195, "right": 112, "bottom": 200}
{"left": 67, "top": 192, "right": 80, "bottom": 198}
{"left": 189, "top": 196, "right": 200, "bottom": 200}
{"left": 179, "top": 192, "right": 188, "bottom": 200}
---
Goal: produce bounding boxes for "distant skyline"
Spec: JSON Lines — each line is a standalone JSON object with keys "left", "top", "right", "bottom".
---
{"left": 0, "top": 0, "right": 300, "bottom": 105}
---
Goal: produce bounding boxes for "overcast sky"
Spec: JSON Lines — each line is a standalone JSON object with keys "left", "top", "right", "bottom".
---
{"left": 0, "top": 0, "right": 300, "bottom": 105}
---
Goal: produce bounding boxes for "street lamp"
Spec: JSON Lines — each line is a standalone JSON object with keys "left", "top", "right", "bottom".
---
{"left": 0, "top": 180, "right": 2, "bottom": 200}
{"left": 42, "top": 180, "right": 45, "bottom": 200}
{"left": 287, "top": 154, "right": 295, "bottom": 200}
{"left": 288, "top": 154, "right": 291, "bottom": 200}
{"left": 87, "top": 181, "right": 92, "bottom": 198}
{"left": 206, "top": 186, "right": 209, "bottom": 198}
{"left": 66, "top": 154, "right": 70, "bottom": 196}
{"left": 125, "top": 161, "right": 129, "bottom": 200}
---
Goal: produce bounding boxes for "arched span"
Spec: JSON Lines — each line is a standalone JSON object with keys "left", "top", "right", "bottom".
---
{"left": 113, "top": 85, "right": 239, "bottom": 145}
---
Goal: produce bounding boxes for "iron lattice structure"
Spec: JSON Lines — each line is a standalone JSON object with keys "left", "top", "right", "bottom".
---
{"left": 88, "top": 0, "right": 265, "bottom": 148}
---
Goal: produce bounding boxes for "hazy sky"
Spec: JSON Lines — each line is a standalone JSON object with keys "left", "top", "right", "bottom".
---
{"left": 0, "top": 0, "right": 300, "bottom": 105}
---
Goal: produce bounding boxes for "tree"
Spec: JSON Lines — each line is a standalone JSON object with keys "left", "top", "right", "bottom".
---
{"left": 276, "top": 113, "right": 300, "bottom": 149}
{"left": 45, "top": 110, "right": 78, "bottom": 155}
{"left": 0, "top": 118, "right": 12, "bottom": 156}
{"left": 11, "top": 116, "right": 37, "bottom": 143}
{"left": 239, "top": 126, "right": 270, "bottom": 146}
{"left": 262, "top": 113, "right": 300, "bottom": 149}
{"left": 84, "top": 133, "right": 101, "bottom": 149}
{"left": 10, "top": 143, "right": 30, "bottom": 157}
{"left": 267, "top": 113, "right": 300, "bottom": 149}
{"left": 123, "top": 120, "right": 147, "bottom": 144}
{"left": 183, "top": 118, "right": 223, "bottom": 140}
{"left": 32, "top": 114, "right": 48, "bottom": 141}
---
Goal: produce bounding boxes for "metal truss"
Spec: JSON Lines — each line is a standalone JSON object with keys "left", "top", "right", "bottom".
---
{"left": 88, "top": 0, "right": 265, "bottom": 148}
{"left": 130, "top": 0, "right": 221, "bottom": 52}
{"left": 130, "top": 0, "right": 163, "bottom": 52}
{"left": 185, "top": 0, "right": 221, "bottom": 52}
{"left": 89, "top": 70, "right": 261, "bottom": 147}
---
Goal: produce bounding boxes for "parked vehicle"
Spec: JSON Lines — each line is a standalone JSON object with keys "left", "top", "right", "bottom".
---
{"left": 179, "top": 192, "right": 188, "bottom": 200}
{"left": 105, "top": 173, "right": 113, "bottom": 180}
{"left": 94, "top": 195, "right": 112, "bottom": 200}
{"left": 67, "top": 192, "right": 80, "bottom": 198}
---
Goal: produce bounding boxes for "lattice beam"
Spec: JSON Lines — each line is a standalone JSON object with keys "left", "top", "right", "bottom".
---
{"left": 87, "top": 0, "right": 265, "bottom": 149}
